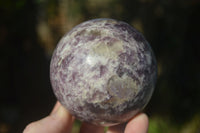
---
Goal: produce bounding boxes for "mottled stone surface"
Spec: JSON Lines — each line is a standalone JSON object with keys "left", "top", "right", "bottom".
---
{"left": 50, "top": 18, "right": 157, "bottom": 126}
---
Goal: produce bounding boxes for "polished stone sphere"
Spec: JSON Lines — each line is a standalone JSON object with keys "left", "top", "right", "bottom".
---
{"left": 50, "top": 18, "right": 157, "bottom": 126}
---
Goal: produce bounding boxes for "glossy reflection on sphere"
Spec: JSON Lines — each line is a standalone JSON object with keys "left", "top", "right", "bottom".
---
{"left": 50, "top": 18, "right": 157, "bottom": 126}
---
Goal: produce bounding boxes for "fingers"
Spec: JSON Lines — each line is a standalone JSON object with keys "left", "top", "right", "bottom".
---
{"left": 23, "top": 101, "right": 148, "bottom": 133}
{"left": 107, "top": 123, "right": 126, "bottom": 133}
{"left": 79, "top": 122, "right": 105, "bottom": 133}
{"left": 79, "top": 113, "right": 148, "bottom": 133}
{"left": 107, "top": 113, "right": 148, "bottom": 133}
{"left": 23, "top": 102, "right": 75, "bottom": 133}
{"left": 124, "top": 113, "right": 149, "bottom": 133}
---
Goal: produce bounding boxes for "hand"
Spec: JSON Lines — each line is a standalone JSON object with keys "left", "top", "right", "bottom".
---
{"left": 23, "top": 102, "right": 149, "bottom": 133}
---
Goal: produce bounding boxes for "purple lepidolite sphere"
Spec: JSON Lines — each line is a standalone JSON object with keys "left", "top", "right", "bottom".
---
{"left": 50, "top": 18, "right": 157, "bottom": 126}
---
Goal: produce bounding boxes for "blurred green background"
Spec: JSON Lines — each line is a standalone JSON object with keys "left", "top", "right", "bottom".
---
{"left": 0, "top": 0, "right": 200, "bottom": 133}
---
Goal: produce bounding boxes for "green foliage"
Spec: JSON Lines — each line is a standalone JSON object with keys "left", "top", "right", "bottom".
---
{"left": 149, "top": 114, "right": 200, "bottom": 133}
{"left": 149, "top": 116, "right": 177, "bottom": 133}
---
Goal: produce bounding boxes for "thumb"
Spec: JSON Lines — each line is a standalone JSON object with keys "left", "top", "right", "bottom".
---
{"left": 125, "top": 113, "right": 149, "bottom": 133}
{"left": 23, "top": 102, "right": 74, "bottom": 133}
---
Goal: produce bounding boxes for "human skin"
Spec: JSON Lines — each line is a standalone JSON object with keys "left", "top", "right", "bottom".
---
{"left": 23, "top": 101, "right": 149, "bottom": 133}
